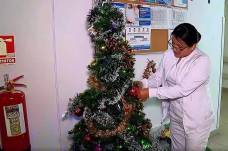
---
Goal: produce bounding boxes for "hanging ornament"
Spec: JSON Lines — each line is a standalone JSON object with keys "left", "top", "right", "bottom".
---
{"left": 91, "top": 60, "right": 97, "bottom": 67}
{"left": 127, "top": 47, "right": 133, "bottom": 54}
{"left": 128, "top": 86, "right": 140, "bottom": 98}
{"left": 122, "top": 69, "right": 126, "bottom": 74}
{"left": 124, "top": 104, "right": 130, "bottom": 113}
{"left": 135, "top": 102, "right": 143, "bottom": 110}
{"left": 101, "top": 45, "right": 106, "bottom": 50}
{"left": 106, "top": 38, "right": 116, "bottom": 48}
{"left": 143, "top": 59, "right": 156, "bottom": 79}
{"left": 138, "top": 124, "right": 150, "bottom": 137}
{"left": 95, "top": 144, "right": 102, "bottom": 151}
{"left": 116, "top": 145, "right": 123, "bottom": 150}
{"left": 161, "top": 126, "right": 171, "bottom": 139}
{"left": 61, "top": 111, "right": 68, "bottom": 120}
{"left": 126, "top": 124, "right": 137, "bottom": 134}
{"left": 88, "top": 25, "right": 97, "bottom": 36}
{"left": 140, "top": 138, "right": 152, "bottom": 150}
{"left": 106, "top": 102, "right": 123, "bottom": 117}
{"left": 74, "top": 107, "right": 84, "bottom": 117}
{"left": 119, "top": 69, "right": 128, "bottom": 77}
{"left": 83, "top": 133, "right": 93, "bottom": 142}
{"left": 111, "top": 21, "right": 118, "bottom": 32}
{"left": 87, "top": 75, "right": 105, "bottom": 90}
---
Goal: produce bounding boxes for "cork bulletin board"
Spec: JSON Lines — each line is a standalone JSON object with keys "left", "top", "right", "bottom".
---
{"left": 151, "top": 29, "right": 168, "bottom": 52}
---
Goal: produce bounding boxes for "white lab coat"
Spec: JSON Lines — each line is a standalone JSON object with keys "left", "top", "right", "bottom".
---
{"left": 142, "top": 48, "right": 214, "bottom": 151}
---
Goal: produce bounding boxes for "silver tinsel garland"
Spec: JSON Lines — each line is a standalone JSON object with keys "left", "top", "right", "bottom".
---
{"left": 92, "top": 111, "right": 116, "bottom": 127}
{"left": 119, "top": 132, "right": 145, "bottom": 151}
{"left": 92, "top": 0, "right": 111, "bottom": 7}
{"left": 101, "top": 67, "right": 120, "bottom": 82}
{"left": 84, "top": 107, "right": 116, "bottom": 128}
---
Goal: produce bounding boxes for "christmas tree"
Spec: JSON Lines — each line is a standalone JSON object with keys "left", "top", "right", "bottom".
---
{"left": 65, "top": 1, "right": 154, "bottom": 150}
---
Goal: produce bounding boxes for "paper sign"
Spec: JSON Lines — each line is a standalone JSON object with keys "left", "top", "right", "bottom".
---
{"left": 126, "top": 26, "right": 151, "bottom": 50}
{"left": 3, "top": 104, "right": 26, "bottom": 137}
{"left": 0, "top": 36, "right": 15, "bottom": 64}
{"left": 125, "top": 4, "right": 151, "bottom": 26}
{"left": 151, "top": 6, "right": 172, "bottom": 29}
{"left": 171, "top": 8, "right": 187, "bottom": 29}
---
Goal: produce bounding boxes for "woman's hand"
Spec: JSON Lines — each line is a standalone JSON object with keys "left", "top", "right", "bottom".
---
{"left": 133, "top": 81, "right": 143, "bottom": 88}
{"left": 137, "top": 88, "right": 149, "bottom": 101}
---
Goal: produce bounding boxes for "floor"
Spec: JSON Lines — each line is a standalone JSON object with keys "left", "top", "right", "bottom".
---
{"left": 208, "top": 88, "right": 228, "bottom": 151}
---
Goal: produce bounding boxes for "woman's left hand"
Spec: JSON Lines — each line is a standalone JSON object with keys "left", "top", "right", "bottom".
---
{"left": 137, "top": 88, "right": 149, "bottom": 101}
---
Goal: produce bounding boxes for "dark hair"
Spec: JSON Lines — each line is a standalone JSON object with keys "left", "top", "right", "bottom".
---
{"left": 171, "top": 23, "right": 201, "bottom": 47}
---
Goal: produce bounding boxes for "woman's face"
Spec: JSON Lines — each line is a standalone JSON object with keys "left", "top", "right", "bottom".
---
{"left": 169, "top": 36, "right": 196, "bottom": 58}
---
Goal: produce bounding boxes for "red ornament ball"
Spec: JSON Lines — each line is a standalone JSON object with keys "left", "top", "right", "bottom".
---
{"left": 124, "top": 105, "right": 130, "bottom": 112}
{"left": 84, "top": 134, "right": 92, "bottom": 142}
{"left": 74, "top": 107, "right": 84, "bottom": 117}
{"left": 129, "top": 86, "right": 140, "bottom": 97}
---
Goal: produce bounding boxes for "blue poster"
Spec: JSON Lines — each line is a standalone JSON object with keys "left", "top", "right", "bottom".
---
{"left": 139, "top": 6, "right": 151, "bottom": 26}
{"left": 112, "top": 2, "right": 125, "bottom": 15}
{"left": 157, "top": 0, "right": 172, "bottom": 5}
{"left": 182, "top": 0, "right": 187, "bottom": 4}
{"left": 173, "top": 0, "right": 187, "bottom": 7}
{"left": 139, "top": 0, "right": 156, "bottom": 3}
{"left": 112, "top": 2, "right": 125, "bottom": 9}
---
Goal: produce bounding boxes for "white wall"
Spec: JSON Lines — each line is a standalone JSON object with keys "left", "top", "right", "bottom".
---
{"left": 54, "top": 0, "right": 93, "bottom": 150}
{"left": 222, "top": 0, "right": 228, "bottom": 88}
{"left": 186, "top": 0, "right": 225, "bottom": 130}
{"left": 223, "top": 0, "right": 228, "bottom": 58}
{"left": 0, "top": 0, "right": 61, "bottom": 150}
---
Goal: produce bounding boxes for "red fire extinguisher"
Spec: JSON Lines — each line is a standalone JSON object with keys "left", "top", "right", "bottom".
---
{"left": 0, "top": 74, "right": 31, "bottom": 151}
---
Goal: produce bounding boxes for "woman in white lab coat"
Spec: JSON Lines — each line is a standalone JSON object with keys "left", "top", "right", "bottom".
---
{"left": 138, "top": 23, "right": 214, "bottom": 151}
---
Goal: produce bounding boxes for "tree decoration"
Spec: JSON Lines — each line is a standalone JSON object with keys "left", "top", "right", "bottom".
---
{"left": 95, "top": 144, "right": 102, "bottom": 151}
{"left": 84, "top": 98, "right": 134, "bottom": 138}
{"left": 143, "top": 60, "right": 156, "bottom": 79}
{"left": 101, "top": 45, "right": 106, "bottom": 50}
{"left": 160, "top": 123, "right": 171, "bottom": 144}
{"left": 138, "top": 121, "right": 152, "bottom": 137}
{"left": 161, "top": 128, "right": 171, "bottom": 139}
{"left": 128, "top": 86, "right": 140, "bottom": 98}
{"left": 88, "top": 25, "right": 97, "bottom": 36}
{"left": 140, "top": 138, "right": 153, "bottom": 150}
{"left": 65, "top": 1, "right": 153, "bottom": 150}
{"left": 87, "top": 75, "right": 105, "bottom": 91}
{"left": 124, "top": 103, "right": 131, "bottom": 113}
{"left": 83, "top": 133, "right": 93, "bottom": 142}
{"left": 116, "top": 145, "right": 123, "bottom": 150}
{"left": 74, "top": 107, "right": 84, "bottom": 117}
{"left": 126, "top": 124, "right": 137, "bottom": 134}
